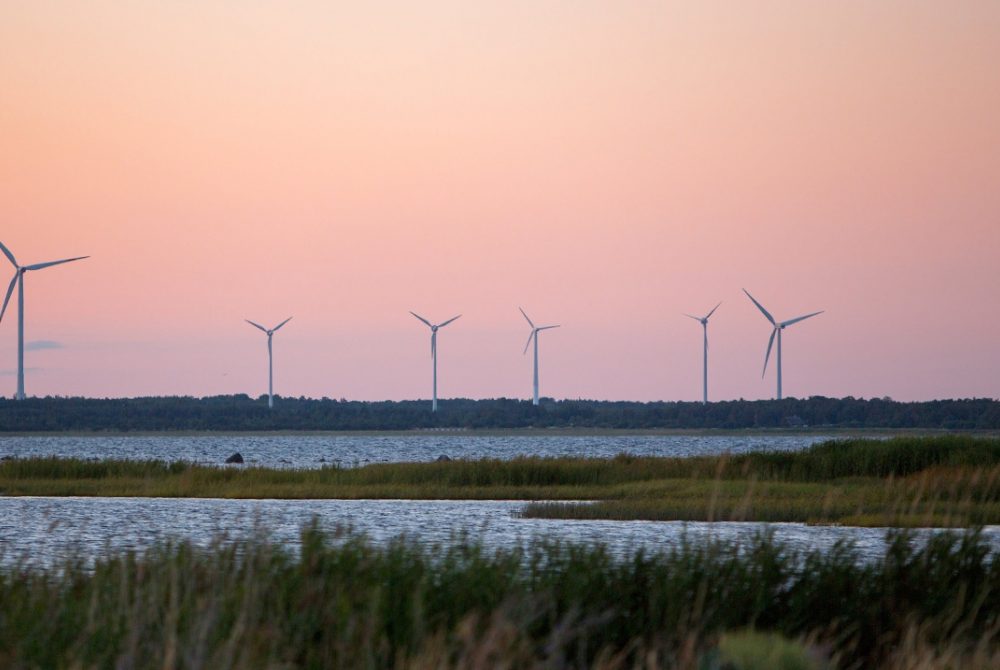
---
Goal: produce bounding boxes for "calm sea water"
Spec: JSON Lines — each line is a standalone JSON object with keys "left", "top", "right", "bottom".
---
{"left": 5, "top": 434, "right": 948, "bottom": 568}
{"left": 0, "top": 434, "right": 839, "bottom": 468}
{"left": 4, "top": 497, "right": 995, "bottom": 568}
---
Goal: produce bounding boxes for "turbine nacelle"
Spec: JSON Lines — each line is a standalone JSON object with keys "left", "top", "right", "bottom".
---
{"left": 743, "top": 288, "right": 823, "bottom": 383}
{"left": 519, "top": 308, "right": 559, "bottom": 354}
{"left": 410, "top": 312, "right": 461, "bottom": 332}
{"left": 246, "top": 317, "right": 292, "bottom": 338}
{"left": 1, "top": 247, "right": 91, "bottom": 324}
{"left": 684, "top": 302, "right": 721, "bottom": 328}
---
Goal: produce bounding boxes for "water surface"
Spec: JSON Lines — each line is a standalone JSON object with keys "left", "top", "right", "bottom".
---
{"left": 0, "top": 434, "right": 838, "bottom": 468}
{"left": 2, "top": 496, "right": 994, "bottom": 568}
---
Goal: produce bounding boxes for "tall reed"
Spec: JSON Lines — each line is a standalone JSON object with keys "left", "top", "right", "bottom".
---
{"left": 0, "top": 524, "right": 997, "bottom": 668}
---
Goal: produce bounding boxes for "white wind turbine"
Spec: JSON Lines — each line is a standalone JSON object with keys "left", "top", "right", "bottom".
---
{"left": 684, "top": 302, "right": 722, "bottom": 404}
{"left": 410, "top": 312, "right": 461, "bottom": 412}
{"left": 743, "top": 289, "right": 823, "bottom": 400}
{"left": 245, "top": 317, "right": 292, "bottom": 409}
{"left": 520, "top": 307, "right": 560, "bottom": 406}
{"left": 0, "top": 241, "right": 88, "bottom": 400}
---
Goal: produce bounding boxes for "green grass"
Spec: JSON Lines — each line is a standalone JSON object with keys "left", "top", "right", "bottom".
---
{"left": 3, "top": 436, "right": 1000, "bottom": 526}
{"left": 713, "top": 631, "right": 826, "bottom": 670}
{"left": 1, "top": 524, "right": 998, "bottom": 668}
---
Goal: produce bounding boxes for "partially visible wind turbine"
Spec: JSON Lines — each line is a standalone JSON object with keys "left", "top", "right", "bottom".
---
{"left": 520, "top": 307, "right": 559, "bottom": 406}
{"left": 684, "top": 302, "right": 722, "bottom": 404}
{"left": 410, "top": 312, "right": 461, "bottom": 412}
{"left": 743, "top": 289, "right": 823, "bottom": 400}
{"left": 246, "top": 317, "right": 292, "bottom": 409}
{"left": 0, "top": 241, "right": 88, "bottom": 400}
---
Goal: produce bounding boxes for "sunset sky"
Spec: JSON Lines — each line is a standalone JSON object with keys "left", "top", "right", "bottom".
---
{"left": 2, "top": 1, "right": 998, "bottom": 402}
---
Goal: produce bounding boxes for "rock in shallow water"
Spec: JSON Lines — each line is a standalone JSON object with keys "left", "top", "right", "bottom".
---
{"left": 225, "top": 452, "right": 244, "bottom": 464}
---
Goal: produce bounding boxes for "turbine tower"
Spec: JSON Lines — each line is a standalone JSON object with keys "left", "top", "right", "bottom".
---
{"left": 0, "top": 241, "right": 88, "bottom": 400}
{"left": 743, "top": 289, "right": 823, "bottom": 400}
{"left": 684, "top": 302, "right": 722, "bottom": 404}
{"left": 520, "top": 307, "right": 559, "bottom": 406}
{"left": 246, "top": 317, "right": 292, "bottom": 409}
{"left": 410, "top": 312, "right": 461, "bottom": 412}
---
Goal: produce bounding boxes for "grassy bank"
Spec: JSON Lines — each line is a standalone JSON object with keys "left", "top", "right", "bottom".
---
{"left": 2, "top": 436, "right": 1000, "bottom": 526}
{"left": 1, "top": 524, "right": 998, "bottom": 668}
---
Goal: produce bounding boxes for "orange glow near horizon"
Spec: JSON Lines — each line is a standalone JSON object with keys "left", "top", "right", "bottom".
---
{"left": 1, "top": 1, "right": 998, "bottom": 401}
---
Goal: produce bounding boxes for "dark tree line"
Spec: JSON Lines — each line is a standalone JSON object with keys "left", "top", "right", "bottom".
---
{"left": 0, "top": 395, "right": 998, "bottom": 431}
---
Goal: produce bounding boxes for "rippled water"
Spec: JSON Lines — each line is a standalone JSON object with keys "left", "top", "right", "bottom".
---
{"left": 0, "top": 434, "right": 838, "bottom": 468}
{"left": 4, "top": 434, "right": 940, "bottom": 568}
{"left": 3, "top": 497, "right": 996, "bottom": 568}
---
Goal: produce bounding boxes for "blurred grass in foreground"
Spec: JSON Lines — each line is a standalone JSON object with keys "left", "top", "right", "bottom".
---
{"left": 1, "top": 525, "right": 998, "bottom": 668}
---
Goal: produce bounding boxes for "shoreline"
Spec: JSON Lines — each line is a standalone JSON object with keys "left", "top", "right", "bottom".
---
{"left": 2, "top": 427, "right": 996, "bottom": 438}
{"left": 2, "top": 436, "right": 999, "bottom": 528}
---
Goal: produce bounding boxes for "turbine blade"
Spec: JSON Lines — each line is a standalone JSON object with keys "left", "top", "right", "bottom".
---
{"left": 0, "top": 242, "right": 17, "bottom": 267}
{"left": 437, "top": 314, "right": 461, "bottom": 328}
{"left": 705, "top": 301, "right": 722, "bottom": 320}
{"left": 762, "top": 328, "right": 777, "bottom": 378}
{"left": 683, "top": 313, "right": 702, "bottom": 321}
{"left": 538, "top": 325, "right": 560, "bottom": 330}
{"left": 518, "top": 307, "right": 535, "bottom": 328}
{"left": 742, "top": 289, "right": 775, "bottom": 325}
{"left": 245, "top": 319, "right": 268, "bottom": 332}
{"left": 410, "top": 311, "right": 432, "bottom": 327}
{"left": 523, "top": 330, "right": 535, "bottom": 355}
{"left": 272, "top": 316, "right": 293, "bottom": 331}
{"left": 780, "top": 311, "right": 824, "bottom": 328}
{"left": 0, "top": 273, "right": 17, "bottom": 324}
{"left": 24, "top": 256, "right": 89, "bottom": 271}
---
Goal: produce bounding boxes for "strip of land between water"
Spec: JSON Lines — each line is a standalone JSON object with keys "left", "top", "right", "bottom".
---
{"left": 2, "top": 436, "right": 999, "bottom": 528}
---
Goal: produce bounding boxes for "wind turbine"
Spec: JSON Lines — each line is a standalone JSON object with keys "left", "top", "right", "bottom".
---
{"left": 0, "top": 241, "right": 88, "bottom": 400}
{"left": 520, "top": 307, "right": 559, "bottom": 406}
{"left": 410, "top": 312, "right": 461, "bottom": 412}
{"left": 743, "top": 289, "right": 823, "bottom": 400}
{"left": 245, "top": 317, "right": 292, "bottom": 409}
{"left": 684, "top": 302, "right": 722, "bottom": 404}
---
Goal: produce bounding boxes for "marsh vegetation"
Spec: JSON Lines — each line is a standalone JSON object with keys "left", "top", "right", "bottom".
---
{"left": 2, "top": 436, "right": 999, "bottom": 527}
{"left": 0, "top": 524, "right": 997, "bottom": 668}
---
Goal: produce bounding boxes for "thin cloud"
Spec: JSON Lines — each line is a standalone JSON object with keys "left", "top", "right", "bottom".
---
{"left": 25, "top": 340, "right": 62, "bottom": 351}
{"left": 0, "top": 367, "right": 40, "bottom": 376}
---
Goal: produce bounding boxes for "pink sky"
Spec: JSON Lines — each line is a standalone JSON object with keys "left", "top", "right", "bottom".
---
{"left": 1, "top": 1, "right": 998, "bottom": 402}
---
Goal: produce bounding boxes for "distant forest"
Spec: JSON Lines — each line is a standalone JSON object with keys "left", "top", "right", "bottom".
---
{"left": 0, "top": 395, "right": 998, "bottom": 431}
